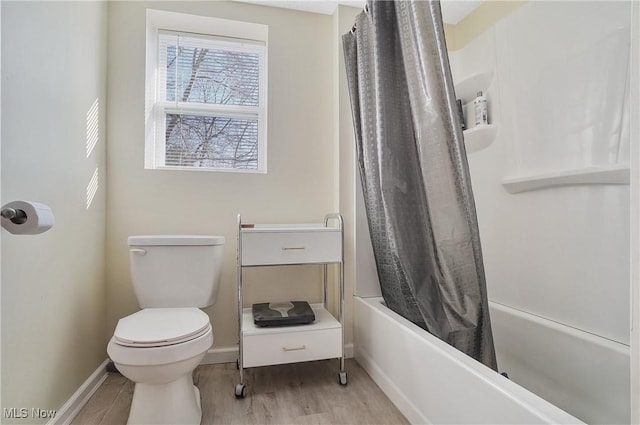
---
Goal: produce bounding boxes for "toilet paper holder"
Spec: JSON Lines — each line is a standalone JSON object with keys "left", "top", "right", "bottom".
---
{"left": 1, "top": 201, "right": 55, "bottom": 235}
{"left": 1, "top": 207, "right": 28, "bottom": 224}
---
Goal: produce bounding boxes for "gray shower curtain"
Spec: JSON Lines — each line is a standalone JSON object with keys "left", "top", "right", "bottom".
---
{"left": 343, "top": 0, "right": 497, "bottom": 370}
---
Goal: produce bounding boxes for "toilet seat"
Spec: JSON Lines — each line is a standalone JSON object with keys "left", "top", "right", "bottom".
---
{"left": 108, "top": 308, "right": 214, "bottom": 367}
{"left": 108, "top": 326, "right": 213, "bottom": 367}
{"left": 113, "top": 308, "right": 211, "bottom": 347}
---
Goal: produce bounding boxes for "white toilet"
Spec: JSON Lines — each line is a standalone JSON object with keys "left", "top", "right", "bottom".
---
{"left": 107, "top": 235, "right": 225, "bottom": 425}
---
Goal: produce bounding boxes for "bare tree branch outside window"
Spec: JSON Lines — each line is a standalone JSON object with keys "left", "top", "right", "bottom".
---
{"left": 164, "top": 41, "right": 261, "bottom": 169}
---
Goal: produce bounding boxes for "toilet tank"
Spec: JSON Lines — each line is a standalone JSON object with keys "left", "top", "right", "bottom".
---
{"left": 128, "top": 235, "right": 225, "bottom": 308}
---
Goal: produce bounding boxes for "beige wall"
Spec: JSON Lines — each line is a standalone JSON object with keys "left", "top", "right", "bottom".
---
{"left": 334, "top": 5, "right": 362, "bottom": 346}
{"left": 446, "top": 1, "right": 526, "bottom": 51}
{"left": 1, "top": 1, "right": 108, "bottom": 422}
{"left": 0, "top": 1, "right": 371, "bottom": 417}
{"left": 106, "top": 2, "right": 345, "bottom": 350}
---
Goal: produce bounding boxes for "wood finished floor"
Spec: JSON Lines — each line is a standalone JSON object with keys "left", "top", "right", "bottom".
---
{"left": 71, "top": 359, "right": 409, "bottom": 425}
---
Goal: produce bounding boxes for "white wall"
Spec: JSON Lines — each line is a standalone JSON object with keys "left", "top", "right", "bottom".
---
{"left": 630, "top": 2, "right": 640, "bottom": 424}
{"left": 630, "top": 2, "right": 640, "bottom": 422}
{"left": 1, "top": 1, "right": 108, "bottom": 422}
{"left": 449, "top": 2, "right": 631, "bottom": 423}
{"left": 106, "top": 1, "right": 342, "bottom": 350}
{"left": 452, "top": 0, "right": 631, "bottom": 348}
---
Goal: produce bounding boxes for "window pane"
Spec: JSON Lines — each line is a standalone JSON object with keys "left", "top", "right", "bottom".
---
{"left": 165, "top": 114, "right": 259, "bottom": 169}
{"left": 165, "top": 44, "right": 260, "bottom": 107}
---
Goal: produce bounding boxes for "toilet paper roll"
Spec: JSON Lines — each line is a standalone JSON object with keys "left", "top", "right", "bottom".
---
{"left": 1, "top": 200, "right": 55, "bottom": 235}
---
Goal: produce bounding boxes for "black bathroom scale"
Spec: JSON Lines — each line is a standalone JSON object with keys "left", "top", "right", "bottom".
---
{"left": 252, "top": 301, "right": 315, "bottom": 327}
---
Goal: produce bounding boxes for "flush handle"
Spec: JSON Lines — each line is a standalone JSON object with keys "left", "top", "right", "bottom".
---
{"left": 130, "top": 248, "right": 147, "bottom": 255}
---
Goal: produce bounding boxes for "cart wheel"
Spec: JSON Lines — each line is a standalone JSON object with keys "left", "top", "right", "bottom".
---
{"left": 235, "top": 384, "right": 247, "bottom": 398}
{"left": 236, "top": 358, "right": 240, "bottom": 370}
{"left": 338, "top": 371, "right": 347, "bottom": 385}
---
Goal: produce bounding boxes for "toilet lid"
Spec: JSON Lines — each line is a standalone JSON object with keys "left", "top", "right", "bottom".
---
{"left": 114, "top": 308, "right": 211, "bottom": 347}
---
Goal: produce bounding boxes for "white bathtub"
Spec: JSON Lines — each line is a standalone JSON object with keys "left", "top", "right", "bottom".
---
{"left": 354, "top": 296, "right": 584, "bottom": 424}
{"left": 490, "top": 301, "right": 630, "bottom": 424}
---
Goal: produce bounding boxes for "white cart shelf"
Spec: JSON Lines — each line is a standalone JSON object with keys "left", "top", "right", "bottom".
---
{"left": 235, "top": 214, "right": 346, "bottom": 398}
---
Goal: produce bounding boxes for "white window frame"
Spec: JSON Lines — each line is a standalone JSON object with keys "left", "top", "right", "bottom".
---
{"left": 145, "top": 9, "right": 268, "bottom": 173}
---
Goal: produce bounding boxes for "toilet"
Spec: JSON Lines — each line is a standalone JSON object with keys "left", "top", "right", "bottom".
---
{"left": 107, "top": 235, "right": 224, "bottom": 425}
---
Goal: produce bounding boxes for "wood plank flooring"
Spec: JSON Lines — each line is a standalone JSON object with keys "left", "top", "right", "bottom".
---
{"left": 71, "top": 359, "right": 409, "bottom": 425}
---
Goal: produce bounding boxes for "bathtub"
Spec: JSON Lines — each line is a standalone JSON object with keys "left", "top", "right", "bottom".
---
{"left": 490, "top": 301, "right": 630, "bottom": 424}
{"left": 354, "top": 296, "right": 584, "bottom": 424}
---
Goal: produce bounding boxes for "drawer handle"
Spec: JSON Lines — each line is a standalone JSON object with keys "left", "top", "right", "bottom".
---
{"left": 282, "top": 247, "right": 306, "bottom": 251}
{"left": 282, "top": 345, "right": 306, "bottom": 352}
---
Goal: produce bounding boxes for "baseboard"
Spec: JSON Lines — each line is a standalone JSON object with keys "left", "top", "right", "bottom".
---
{"left": 202, "top": 344, "right": 355, "bottom": 365}
{"left": 47, "top": 345, "right": 355, "bottom": 423}
{"left": 345, "top": 343, "right": 354, "bottom": 358}
{"left": 201, "top": 346, "right": 239, "bottom": 364}
{"left": 354, "top": 347, "right": 429, "bottom": 425}
{"left": 48, "top": 359, "right": 109, "bottom": 425}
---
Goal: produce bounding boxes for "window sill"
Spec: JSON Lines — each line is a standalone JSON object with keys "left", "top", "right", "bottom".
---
{"left": 146, "top": 165, "right": 267, "bottom": 174}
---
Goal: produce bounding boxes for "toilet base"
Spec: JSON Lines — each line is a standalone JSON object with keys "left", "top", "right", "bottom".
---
{"left": 127, "top": 374, "right": 202, "bottom": 425}
{"left": 107, "top": 330, "right": 212, "bottom": 425}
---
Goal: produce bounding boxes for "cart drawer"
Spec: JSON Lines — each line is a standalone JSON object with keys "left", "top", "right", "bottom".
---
{"left": 241, "top": 230, "right": 341, "bottom": 265}
{"left": 242, "top": 327, "right": 342, "bottom": 368}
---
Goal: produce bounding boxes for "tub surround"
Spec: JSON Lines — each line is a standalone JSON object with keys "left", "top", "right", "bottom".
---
{"left": 354, "top": 297, "right": 582, "bottom": 425}
{"left": 449, "top": 8, "right": 632, "bottom": 418}
{"left": 354, "top": 1, "right": 632, "bottom": 423}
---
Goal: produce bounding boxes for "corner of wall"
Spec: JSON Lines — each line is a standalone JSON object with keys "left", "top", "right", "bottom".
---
{"left": 334, "top": 4, "right": 361, "bottom": 344}
{"left": 444, "top": 23, "right": 457, "bottom": 52}
{"left": 450, "top": 1, "right": 526, "bottom": 51}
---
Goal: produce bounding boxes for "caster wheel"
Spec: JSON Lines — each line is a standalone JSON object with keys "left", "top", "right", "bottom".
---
{"left": 236, "top": 359, "right": 240, "bottom": 370}
{"left": 235, "top": 384, "right": 247, "bottom": 398}
{"left": 338, "top": 371, "right": 347, "bottom": 385}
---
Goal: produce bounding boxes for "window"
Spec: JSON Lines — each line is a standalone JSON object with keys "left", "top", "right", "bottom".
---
{"left": 145, "top": 10, "right": 268, "bottom": 172}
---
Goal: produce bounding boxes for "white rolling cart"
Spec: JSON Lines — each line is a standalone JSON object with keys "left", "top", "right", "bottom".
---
{"left": 235, "top": 213, "right": 346, "bottom": 398}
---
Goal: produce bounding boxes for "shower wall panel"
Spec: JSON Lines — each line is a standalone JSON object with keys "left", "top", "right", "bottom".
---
{"left": 448, "top": 2, "right": 631, "bottom": 422}
{"left": 451, "top": 0, "right": 631, "bottom": 347}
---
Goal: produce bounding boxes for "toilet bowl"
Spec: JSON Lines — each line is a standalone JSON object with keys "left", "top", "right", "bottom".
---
{"left": 107, "top": 308, "right": 214, "bottom": 425}
{"left": 108, "top": 235, "right": 225, "bottom": 425}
